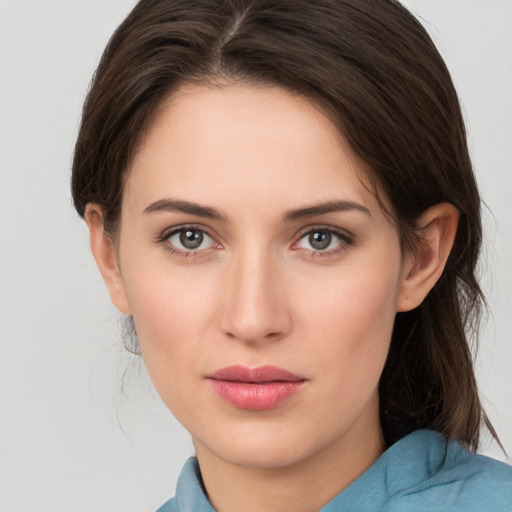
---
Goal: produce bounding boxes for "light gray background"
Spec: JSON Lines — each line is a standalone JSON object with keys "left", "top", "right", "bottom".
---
{"left": 0, "top": 1, "right": 510, "bottom": 511}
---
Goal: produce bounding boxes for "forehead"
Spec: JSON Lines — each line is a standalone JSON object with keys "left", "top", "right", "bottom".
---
{"left": 125, "top": 83, "right": 384, "bottom": 218}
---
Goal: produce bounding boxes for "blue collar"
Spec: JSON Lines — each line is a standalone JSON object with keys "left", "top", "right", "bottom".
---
{"left": 158, "top": 429, "right": 512, "bottom": 511}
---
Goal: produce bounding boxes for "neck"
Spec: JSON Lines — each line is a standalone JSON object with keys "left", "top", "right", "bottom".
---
{"left": 194, "top": 402, "right": 385, "bottom": 512}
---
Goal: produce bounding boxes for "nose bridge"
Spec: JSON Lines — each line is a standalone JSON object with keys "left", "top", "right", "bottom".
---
{"left": 220, "top": 242, "right": 290, "bottom": 344}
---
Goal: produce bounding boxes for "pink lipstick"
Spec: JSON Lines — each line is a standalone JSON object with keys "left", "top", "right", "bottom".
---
{"left": 207, "top": 365, "right": 306, "bottom": 410}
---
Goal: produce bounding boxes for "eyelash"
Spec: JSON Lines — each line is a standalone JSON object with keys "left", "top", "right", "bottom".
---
{"left": 156, "top": 225, "right": 354, "bottom": 259}
{"left": 155, "top": 225, "right": 219, "bottom": 258}
{"left": 292, "top": 226, "right": 354, "bottom": 257}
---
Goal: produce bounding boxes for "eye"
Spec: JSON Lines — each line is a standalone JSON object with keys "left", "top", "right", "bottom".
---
{"left": 295, "top": 228, "right": 352, "bottom": 253}
{"left": 165, "top": 227, "right": 216, "bottom": 252}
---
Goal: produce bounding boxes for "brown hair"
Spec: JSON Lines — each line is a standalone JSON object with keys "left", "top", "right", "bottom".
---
{"left": 72, "top": 0, "right": 497, "bottom": 450}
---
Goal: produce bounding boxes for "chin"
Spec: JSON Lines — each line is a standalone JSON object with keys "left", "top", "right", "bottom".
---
{"left": 219, "top": 447, "right": 309, "bottom": 470}
{"left": 194, "top": 426, "right": 329, "bottom": 470}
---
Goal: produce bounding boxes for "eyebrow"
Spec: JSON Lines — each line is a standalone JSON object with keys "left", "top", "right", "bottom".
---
{"left": 282, "top": 200, "right": 371, "bottom": 222}
{"left": 143, "top": 198, "right": 228, "bottom": 221}
{"left": 143, "top": 198, "right": 370, "bottom": 222}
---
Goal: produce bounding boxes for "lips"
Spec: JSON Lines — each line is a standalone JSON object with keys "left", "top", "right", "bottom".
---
{"left": 206, "top": 365, "right": 306, "bottom": 410}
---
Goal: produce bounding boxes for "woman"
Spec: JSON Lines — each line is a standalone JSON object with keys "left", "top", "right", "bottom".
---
{"left": 71, "top": 0, "right": 512, "bottom": 510}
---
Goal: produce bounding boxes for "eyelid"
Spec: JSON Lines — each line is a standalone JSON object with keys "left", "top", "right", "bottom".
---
{"left": 155, "top": 223, "right": 354, "bottom": 257}
{"left": 291, "top": 225, "right": 355, "bottom": 253}
{"left": 293, "top": 224, "right": 354, "bottom": 241}
{"left": 156, "top": 224, "right": 223, "bottom": 254}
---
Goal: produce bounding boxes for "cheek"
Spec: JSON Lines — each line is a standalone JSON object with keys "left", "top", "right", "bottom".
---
{"left": 122, "top": 280, "right": 205, "bottom": 422}
{"left": 119, "top": 255, "right": 228, "bottom": 408}
{"left": 125, "top": 274, "right": 213, "bottom": 348}
{"left": 296, "top": 262, "right": 401, "bottom": 390}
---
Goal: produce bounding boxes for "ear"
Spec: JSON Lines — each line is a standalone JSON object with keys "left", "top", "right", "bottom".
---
{"left": 84, "top": 204, "right": 132, "bottom": 315}
{"left": 396, "top": 203, "right": 459, "bottom": 312}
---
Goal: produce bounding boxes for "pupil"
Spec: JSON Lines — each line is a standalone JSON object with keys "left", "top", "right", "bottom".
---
{"left": 309, "top": 231, "right": 331, "bottom": 250}
{"left": 180, "top": 230, "right": 203, "bottom": 249}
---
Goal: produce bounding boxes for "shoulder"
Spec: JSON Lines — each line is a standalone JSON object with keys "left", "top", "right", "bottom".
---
{"left": 384, "top": 430, "right": 512, "bottom": 511}
{"left": 155, "top": 497, "right": 178, "bottom": 512}
{"left": 437, "top": 438, "right": 512, "bottom": 510}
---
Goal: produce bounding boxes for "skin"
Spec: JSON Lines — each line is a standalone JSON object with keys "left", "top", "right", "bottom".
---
{"left": 86, "top": 84, "right": 458, "bottom": 512}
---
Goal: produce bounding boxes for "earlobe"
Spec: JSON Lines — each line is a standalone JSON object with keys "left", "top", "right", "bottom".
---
{"left": 84, "top": 204, "right": 132, "bottom": 315}
{"left": 396, "top": 203, "right": 459, "bottom": 312}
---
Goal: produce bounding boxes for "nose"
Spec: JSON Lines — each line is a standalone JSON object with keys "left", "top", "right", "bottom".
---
{"left": 219, "top": 248, "right": 292, "bottom": 346}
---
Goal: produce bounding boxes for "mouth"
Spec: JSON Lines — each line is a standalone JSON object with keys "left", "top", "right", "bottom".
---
{"left": 206, "top": 365, "right": 307, "bottom": 410}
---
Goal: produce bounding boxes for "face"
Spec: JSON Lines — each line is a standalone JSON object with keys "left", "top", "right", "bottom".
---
{"left": 114, "top": 84, "right": 410, "bottom": 469}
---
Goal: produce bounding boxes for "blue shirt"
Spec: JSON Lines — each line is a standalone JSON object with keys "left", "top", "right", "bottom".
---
{"left": 156, "top": 429, "right": 512, "bottom": 511}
